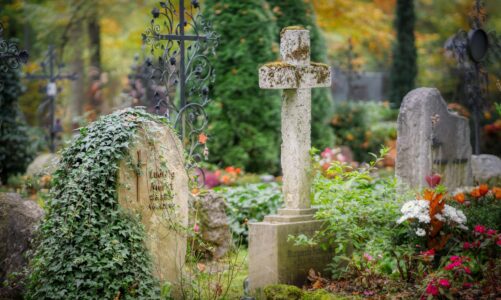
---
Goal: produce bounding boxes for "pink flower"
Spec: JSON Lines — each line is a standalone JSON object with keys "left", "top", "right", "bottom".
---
{"left": 426, "top": 283, "right": 439, "bottom": 296}
{"left": 438, "top": 278, "right": 451, "bottom": 288}
{"left": 486, "top": 229, "right": 497, "bottom": 236}
{"left": 421, "top": 249, "right": 436, "bottom": 256}
{"left": 321, "top": 148, "right": 332, "bottom": 158}
{"left": 463, "top": 242, "right": 471, "bottom": 250}
{"left": 444, "top": 261, "right": 461, "bottom": 270}
{"left": 497, "top": 239, "right": 501, "bottom": 247}
{"left": 193, "top": 223, "right": 200, "bottom": 233}
{"left": 463, "top": 282, "right": 473, "bottom": 289}
{"left": 474, "top": 225, "right": 486, "bottom": 234}
{"left": 463, "top": 266, "right": 471, "bottom": 274}
{"left": 363, "top": 253, "right": 374, "bottom": 261}
{"left": 450, "top": 255, "right": 461, "bottom": 262}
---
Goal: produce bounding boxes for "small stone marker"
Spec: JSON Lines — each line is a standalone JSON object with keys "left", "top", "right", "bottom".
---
{"left": 396, "top": 87, "right": 473, "bottom": 191}
{"left": 249, "top": 27, "right": 332, "bottom": 292}
{"left": 117, "top": 122, "right": 189, "bottom": 289}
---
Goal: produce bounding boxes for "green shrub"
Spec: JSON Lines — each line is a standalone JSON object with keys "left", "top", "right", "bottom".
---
{"left": 215, "top": 183, "right": 283, "bottom": 243}
{"left": 26, "top": 109, "right": 162, "bottom": 299}
{"left": 267, "top": 0, "right": 334, "bottom": 149}
{"left": 204, "top": 0, "right": 281, "bottom": 174}
{"left": 330, "top": 101, "right": 397, "bottom": 162}
{"left": 303, "top": 148, "right": 406, "bottom": 279}
{"left": 0, "top": 67, "right": 34, "bottom": 184}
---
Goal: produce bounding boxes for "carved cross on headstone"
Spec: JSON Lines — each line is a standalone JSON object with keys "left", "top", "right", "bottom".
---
{"left": 259, "top": 27, "right": 331, "bottom": 214}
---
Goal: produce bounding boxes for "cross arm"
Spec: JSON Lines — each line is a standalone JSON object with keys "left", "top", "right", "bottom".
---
{"left": 259, "top": 62, "right": 332, "bottom": 90}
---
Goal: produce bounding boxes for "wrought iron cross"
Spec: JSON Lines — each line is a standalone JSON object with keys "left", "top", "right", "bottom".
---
{"left": 445, "top": 0, "right": 500, "bottom": 154}
{"left": 25, "top": 45, "right": 77, "bottom": 153}
{"left": 142, "top": 0, "right": 218, "bottom": 163}
{"left": 0, "top": 22, "right": 29, "bottom": 91}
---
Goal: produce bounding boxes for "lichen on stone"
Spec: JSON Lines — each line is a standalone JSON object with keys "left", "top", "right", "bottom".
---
{"left": 280, "top": 25, "right": 306, "bottom": 37}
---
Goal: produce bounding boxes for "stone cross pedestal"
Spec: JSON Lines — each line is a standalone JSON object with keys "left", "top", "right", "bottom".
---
{"left": 249, "top": 27, "right": 333, "bottom": 292}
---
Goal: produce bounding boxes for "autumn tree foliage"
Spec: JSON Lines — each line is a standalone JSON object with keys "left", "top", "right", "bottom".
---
{"left": 204, "top": 0, "right": 281, "bottom": 173}
{"left": 389, "top": 0, "right": 417, "bottom": 106}
{"left": 267, "top": 0, "right": 334, "bottom": 149}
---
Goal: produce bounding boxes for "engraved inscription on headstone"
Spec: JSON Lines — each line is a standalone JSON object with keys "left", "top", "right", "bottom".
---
{"left": 117, "top": 123, "right": 189, "bottom": 288}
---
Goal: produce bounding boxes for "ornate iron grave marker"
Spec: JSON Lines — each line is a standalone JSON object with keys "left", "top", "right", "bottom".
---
{"left": 142, "top": 0, "right": 218, "bottom": 164}
{"left": 0, "top": 22, "right": 29, "bottom": 91}
{"left": 446, "top": 0, "right": 501, "bottom": 154}
{"left": 25, "top": 45, "right": 77, "bottom": 153}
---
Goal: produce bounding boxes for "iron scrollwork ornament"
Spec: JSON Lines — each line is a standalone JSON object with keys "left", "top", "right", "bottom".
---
{"left": 142, "top": 0, "right": 218, "bottom": 170}
{"left": 445, "top": 0, "right": 501, "bottom": 154}
{"left": 0, "top": 22, "right": 29, "bottom": 92}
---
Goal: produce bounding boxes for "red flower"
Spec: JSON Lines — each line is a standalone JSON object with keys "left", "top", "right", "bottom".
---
{"left": 438, "top": 278, "right": 451, "bottom": 288}
{"left": 474, "top": 225, "right": 486, "bottom": 234}
{"left": 450, "top": 255, "right": 461, "bottom": 262}
{"left": 420, "top": 249, "right": 435, "bottom": 256}
{"left": 426, "top": 283, "right": 439, "bottom": 296}
{"left": 486, "top": 229, "right": 497, "bottom": 236}
{"left": 497, "top": 239, "right": 501, "bottom": 247}
{"left": 463, "top": 282, "right": 473, "bottom": 289}
{"left": 425, "top": 174, "right": 442, "bottom": 188}
{"left": 463, "top": 266, "right": 471, "bottom": 274}
{"left": 463, "top": 242, "right": 471, "bottom": 250}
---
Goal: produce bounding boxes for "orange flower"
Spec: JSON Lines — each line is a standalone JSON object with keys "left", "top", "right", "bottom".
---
{"left": 423, "top": 189, "right": 445, "bottom": 238}
{"left": 479, "top": 184, "right": 489, "bottom": 196}
{"left": 453, "top": 192, "right": 465, "bottom": 204}
{"left": 225, "top": 166, "right": 235, "bottom": 173}
{"left": 235, "top": 168, "right": 242, "bottom": 175}
{"left": 471, "top": 184, "right": 489, "bottom": 198}
{"left": 221, "top": 175, "right": 230, "bottom": 185}
{"left": 198, "top": 133, "right": 208, "bottom": 144}
{"left": 493, "top": 187, "right": 501, "bottom": 199}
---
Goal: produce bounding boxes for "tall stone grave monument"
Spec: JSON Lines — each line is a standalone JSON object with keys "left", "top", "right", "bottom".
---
{"left": 249, "top": 27, "right": 333, "bottom": 291}
{"left": 117, "top": 121, "right": 190, "bottom": 289}
{"left": 396, "top": 88, "right": 473, "bottom": 191}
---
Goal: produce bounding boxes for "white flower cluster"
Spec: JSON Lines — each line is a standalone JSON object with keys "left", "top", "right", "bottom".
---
{"left": 398, "top": 199, "right": 468, "bottom": 233}
{"left": 397, "top": 200, "right": 431, "bottom": 224}
{"left": 442, "top": 204, "right": 467, "bottom": 228}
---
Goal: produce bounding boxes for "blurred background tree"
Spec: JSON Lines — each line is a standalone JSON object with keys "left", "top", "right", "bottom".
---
{"left": 203, "top": 0, "right": 281, "bottom": 174}
{"left": 267, "top": 0, "right": 335, "bottom": 150}
{"left": 389, "top": 0, "right": 417, "bottom": 107}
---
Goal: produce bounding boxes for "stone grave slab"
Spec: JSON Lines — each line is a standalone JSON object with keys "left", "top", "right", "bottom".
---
{"left": 396, "top": 87, "right": 473, "bottom": 191}
{"left": 117, "top": 121, "right": 189, "bottom": 288}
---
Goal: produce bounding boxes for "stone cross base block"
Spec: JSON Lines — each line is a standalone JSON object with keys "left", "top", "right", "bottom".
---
{"left": 248, "top": 219, "right": 332, "bottom": 292}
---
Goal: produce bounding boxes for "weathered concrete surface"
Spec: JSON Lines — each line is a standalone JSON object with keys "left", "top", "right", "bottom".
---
{"left": 192, "top": 191, "right": 232, "bottom": 259}
{"left": 248, "top": 218, "right": 332, "bottom": 292}
{"left": 25, "top": 153, "right": 59, "bottom": 176}
{"left": 251, "top": 27, "right": 333, "bottom": 293}
{"left": 471, "top": 154, "right": 501, "bottom": 183}
{"left": 117, "top": 122, "right": 189, "bottom": 289}
{"left": 0, "top": 193, "right": 44, "bottom": 299}
{"left": 396, "top": 88, "right": 473, "bottom": 191}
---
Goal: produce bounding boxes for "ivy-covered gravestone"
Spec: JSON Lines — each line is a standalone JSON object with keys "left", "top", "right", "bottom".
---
{"left": 27, "top": 109, "right": 189, "bottom": 300}
{"left": 117, "top": 118, "right": 189, "bottom": 286}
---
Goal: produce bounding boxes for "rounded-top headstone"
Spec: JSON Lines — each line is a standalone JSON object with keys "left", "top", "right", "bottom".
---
{"left": 117, "top": 121, "right": 189, "bottom": 286}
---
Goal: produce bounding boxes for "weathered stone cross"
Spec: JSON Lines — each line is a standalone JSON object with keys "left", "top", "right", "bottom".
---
{"left": 259, "top": 27, "right": 331, "bottom": 215}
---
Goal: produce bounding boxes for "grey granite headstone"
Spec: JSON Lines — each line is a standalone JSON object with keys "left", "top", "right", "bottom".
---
{"left": 396, "top": 88, "right": 473, "bottom": 191}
